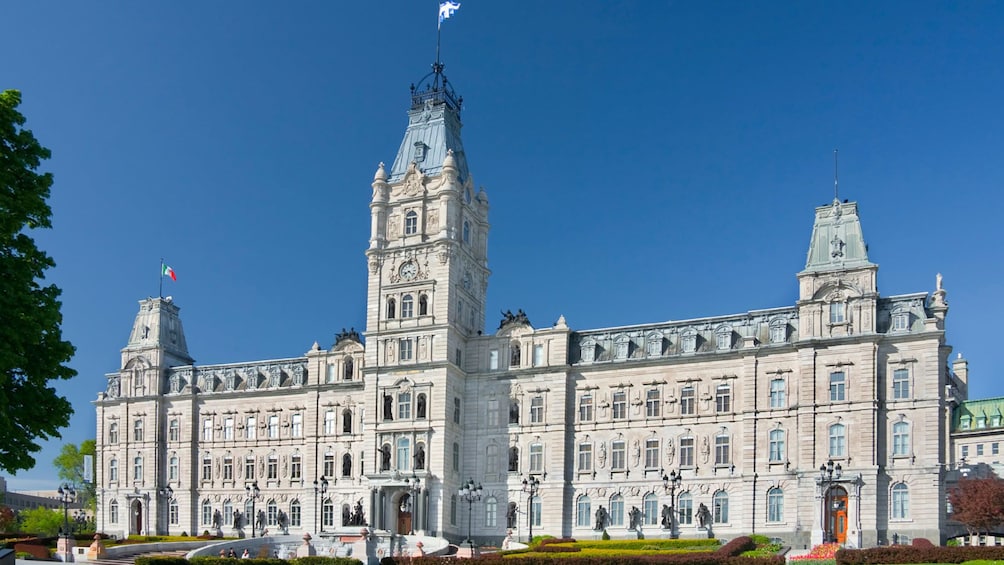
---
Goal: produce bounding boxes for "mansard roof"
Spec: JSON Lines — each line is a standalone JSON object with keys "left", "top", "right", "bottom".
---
{"left": 802, "top": 199, "right": 874, "bottom": 274}
{"left": 953, "top": 397, "right": 1004, "bottom": 433}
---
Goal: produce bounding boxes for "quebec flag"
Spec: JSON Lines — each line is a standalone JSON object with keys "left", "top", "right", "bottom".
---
{"left": 439, "top": 1, "right": 461, "bottom": 27}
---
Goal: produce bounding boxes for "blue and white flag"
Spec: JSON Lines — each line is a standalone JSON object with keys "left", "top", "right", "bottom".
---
{"left": 438, "top": 1, "right": 461, "bottom": 28}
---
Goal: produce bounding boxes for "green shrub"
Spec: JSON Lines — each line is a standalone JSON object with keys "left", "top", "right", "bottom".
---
{"left": 748, "top": 535, "right": 771, "bottom": 546}
{"left": 835, "top": 545, "right": 1004, "bottom": 565}
{"left": 601, "top": 530, "right": 610, "bottom": 541}
{"left": 136, "top": 557, "right": 189, "bottom": 565}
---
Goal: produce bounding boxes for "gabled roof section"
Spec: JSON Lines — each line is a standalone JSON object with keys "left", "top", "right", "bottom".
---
{"left": 802, "top": 199, "right": 874, "bottom": 274}
{"left": 389, "top": 63, "right": 470, "bottom": 184}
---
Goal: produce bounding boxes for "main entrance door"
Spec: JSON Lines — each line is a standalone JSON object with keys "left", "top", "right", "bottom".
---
{"left": 397, "top": 494, "right": 412, "bottom": 534}
{"left": 825, "top": 487, "right": 848, "bottom": 544}
{"left": 132, "top": 500, "right": 143, "bottom": 535}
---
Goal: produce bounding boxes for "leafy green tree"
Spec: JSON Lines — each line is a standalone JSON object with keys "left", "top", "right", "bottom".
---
{"left": 0, "top": 89, "right": 76, "bottom": 473}
{"left": 18, "top": 506, "right": 64, "bottom": 537}
{"left": 54, "top": 440, "right": 96, "bottom": 510}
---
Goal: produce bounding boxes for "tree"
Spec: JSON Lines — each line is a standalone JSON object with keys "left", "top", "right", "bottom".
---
{"left": 18, "top": 506, "right": 64, "bottom": 537}
{"left": 948, "top": 475, "right": 1004, "bottom": 536}
{"left": 0, "top": 505, "right": 16, "bottom": 533}
{"left": 53, "top": 440, "right": 96, "bottom": 510}
{"left": 0, "top": 89, "right": 76, "bottom": 473}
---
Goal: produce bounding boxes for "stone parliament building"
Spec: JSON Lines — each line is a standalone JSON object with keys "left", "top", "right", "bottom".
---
{"left": 95, "top": 65, "right": 982, "bottom": 548}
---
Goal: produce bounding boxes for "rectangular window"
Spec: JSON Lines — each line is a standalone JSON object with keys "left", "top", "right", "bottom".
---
{"left": 579, "top": 394, "right": 594, "bottom": 422}
{"left": 533, "top": 344, "right": 544, "bottom": 366}
{"left": 202, "top": 418, "right": 213, "bottom": 441}
{"left": 326, "top": 364, "right": 336, "bottom": 383}
{"left": 223, "top": 457, "right": 233, "bottom": 480}
{"left": 680, "top": 437, "right": 694, "bottom": 467}
{"left": 454, "top": 397, "right": 461, "bottom": 424}
{"left": 487, "top": 399, "right": 499, "bottom": 426}
{"left": 398, "top": 392, "right": 412, "bottom": 420}
{"left": 246, "top": 416, "right": 257, "bottom": 440}
{"left": 246, "top": 457, "right": 256, "bottom": 480}
{"left": 324, "top": 410, "right": 336, "bottom": 435}
{"left": 169, "top": 457, "right": 179, "bottom": 480}
{"left": 610, "top": 497, "right": 624, "bottom": 526}
{"left": 962, "top": 445, "right": 969, "bottom": 458}
{"left": 133, "top": 457, "right": 143, "bottom": 481}
{"left": 678, "top": 496, "right": 692, "bottom": 525}
{"left": 645, "top": 439, "right": 659, "bottom": 469}
{"left": 168, "top": 420, "right": 180, "bottom": 442}
{"left": 268, "top": 415, "right": 279, "bottom": 438}
{"left": 716, "top": 384, "right": 731, "bottom": 413}
{"left": 680, "top": 386, "right": 695, "bottom": 415}
{"left": 830, "top": 371, "right": 846, "bottom": 402}
{"left": 134, "top": 420, "right": 144, "bottom": 442}
{"left": 646, "top": 389, "right": 661, "bottom": 418}
{"left": 977, "top": 444, "right": 985, "bottom": 456}
{"left": 323, "top": 453, "right": 335, "bottom": 478}
{"left": 291, "top": 413, "right": 303, "bottom": 437}
{"left": 529, "top": 443, "right": 543, "bottom": 473}
{"left": 455, "top": 347, "right": 462, "bottom": 367}
{"left": 769, "top": 378, "right": 786, "bottom": 409}
{"left": 489, "top": 349, "right": 499, "bottom": 370}
{"left": 830, "top": 425, "right": 846, "bottom": 457}
{"left": 576, "top": 497, "right": 591, "bottom": 527}
{"left": 169, "top": 502, "right": 179, "bottom": 525}
{"left": 892, "top": 368, "right": 910, "bottom": 400}
{"left": 769, "top": 430, "right": 785, "bottom": 462}
{"left": 267, "top": 456, "right": 278, "bottom": 479}
{"left": 612, "top": 391, "right": 627, "bottom": 420}
{"left": 531, "top": 496, "right": 541, "bottom": 527}
{"left": 611, "top": 440, "right": 626, "bottom": 470}
{"left": 578, "top": 443, "right": 592, "bottom": 472}
{"left": 291, "top": 455, "right": 302, "bottom": 479}
{"left": 399, "top": 339, "right": 413, "bottom": 361}
{"left": 830, "top": 302, "right": 846, "bottom": 324}
{"left": 453, "top": 442, "right": 460, "bottom": 472}
{"left": 994, "top": 443, "right": 1000, "bottom": 456}
{"left": 201, "top": 457, "right": 211, "bottom": 481}
{"left": 224, "top": 418, "right": 234, "bottom": 440}
{"left": 530, "top": 396, "right": 544, "bottom": 423}
{"left": 715, "top": 435, "right": 730, "bottom": 465}
{"left": 893, "top": 312, "right": 909, "bottom": 331}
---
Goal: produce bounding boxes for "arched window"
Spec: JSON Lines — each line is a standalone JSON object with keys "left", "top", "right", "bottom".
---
{"left": 133, "top": 455, "right": 143, "bottom": 480}
{"left": 344, "top": 357, "right": 354, "bottom": 380}
{"left": 109, "top": 500, "right": 119, "bottom": 524}
{"left": 713, "top": 491, "right": 729, "bottom": 523}
{"left": 677, "top": 492, "right": 693, "bottom": 524}
{"left": 891, "top": 483, "right": 910, "bottom": 519}
{"left": 386, "top": 297, "right": 396, "bottom": 319}
{"left": 168, "top": 419, "right": 180, "bottom": 441}
{"left": 767, "top": 488, "right": 784, "bottom": 522}
{"left": 322, "top": 498, "right": 334, "bottom": 528}
{"left": 829, "top": 423, "right": 846, "bottom": 457}
{"left": 267, "top": 500, "right": 278, "bottom": 525}
{"left": 416, "top": 393, "right": 427, "bottom": 419}
{"left": 109, "top": 458, "right": 119, "bottom": 482}
{"left": 169, "top": 455, "right": 179, "bottom": 481}
{"left": 402, "top": 294, "right": 414, "bottom": 318}
{"left": 576, "top": 495, "right": 592, "bottom": 528}
{"left": 342, "top": 409, "right": 352, "bottom": 434}
{"left": 133, "top": 419, "right": 144, "bottom": 441}
{"left": 418, "top": 294, "right": 429, "bottom": 316}
{"left": 609, "top": 494, "right": 624, "bottom": 526}
{"left": 530, "top": 495, "right": 541, "bottom": 527}
{"left": 892, "top": 421, "right": 910, "bottom": 456}
{"left": 109, "top": 422, "right": 119, "bottom": 444}
{"left": 643, "top": 493, "right": 659, "bottom": 525}
{"left": 289, "top": 500, "right": 301, "bottom": 527}
{"left": 342, "top": 453, "right": 352, "bottom": 477}
{"left": 223, "top": 500, "right": 233, "bottom": 524}
{"left": 768, "top": 429, "right": 785, "bottom": 462}
{"left": 201, "top": 499, "right": 213, "bottom": 525}
{"left": 405, "top": 211, "right": 418, "bottom": 235}
{"left": 462, "top": 220, "right": 470, "bottom": 244}
{"left": 485, "top": 496, "right": 498, "bottom": 528}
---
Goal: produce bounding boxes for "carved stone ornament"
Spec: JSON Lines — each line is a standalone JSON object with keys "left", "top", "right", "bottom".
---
{"left": 291, "top": 365, "right": 305, "bottom": 386}
{"left": 245, "top": 368, "right": 258, "bottom": 390}
{"left": 427, "top": 209, "right": 440, "bottom": 232}
{"left": 106, "top": 376, "right": 120, "bottom": 398}
{"left": 399, "top": 163, "right": 426, "bottom": 197}
{"left": 387, "top": 215, "right": 400, "bottom": 239}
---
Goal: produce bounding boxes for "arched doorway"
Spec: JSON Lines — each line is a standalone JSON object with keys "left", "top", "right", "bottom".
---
{"left": 397, "top": 493, "right": 412, "bottom": 535}
{"left": 131, "top": 499, "right": 143, "bottom": 535}
{"left": 824, "top": 486, "right": 848, "bottom": 544}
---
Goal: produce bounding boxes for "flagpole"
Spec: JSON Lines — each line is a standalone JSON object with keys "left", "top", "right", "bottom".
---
{"left": 436, "top": 22, "right": 441, "bottom": 67}
{"left": 159, "top": 258, "right": 164, "bottom": 299}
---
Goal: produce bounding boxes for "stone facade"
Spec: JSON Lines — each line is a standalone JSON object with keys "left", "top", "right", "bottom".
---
{"left": 95, "top": 67, "right": 976, "bottom": 547}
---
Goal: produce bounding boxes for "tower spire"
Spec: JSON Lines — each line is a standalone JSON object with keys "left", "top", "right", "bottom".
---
{"left": 833, "top": 149, "right": 839, "bottom": 201}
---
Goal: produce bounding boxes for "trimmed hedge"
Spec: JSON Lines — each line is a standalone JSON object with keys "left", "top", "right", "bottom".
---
{"left": 139, "top": 557, "right": 361, "bottom": 565}
{"left": 716, "top": 538, "right": 757, "bottom": 557}
{"left": 571, "top": 539, "right": 720, "bottom": 550}
{"left": 835, "top": 545, "right": 1004, "bottom": 565}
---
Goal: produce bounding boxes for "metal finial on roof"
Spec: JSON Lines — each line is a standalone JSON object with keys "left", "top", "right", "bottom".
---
{"left": 833, "top": 149, "right": 839, "bottom": 201}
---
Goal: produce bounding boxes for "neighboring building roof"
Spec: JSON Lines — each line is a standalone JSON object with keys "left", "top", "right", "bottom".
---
{"left": 953, "top": 397, "right": 1004, "bottom": 432}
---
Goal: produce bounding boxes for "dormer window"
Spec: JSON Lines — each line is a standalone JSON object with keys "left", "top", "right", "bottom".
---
{"left": 892, "top": 309, "right": 910, "bottom": 331}
{"left": 413, "top": 141, "right": 427, "bottom": 163}
{"left": 405, "top": 211, "right": 418, "bottom": 235}
{"left": 681, "top": 329, "right": 697, "bottom": 353}
{"left": 715, "top": 326, "right": 733, "bottom": 350}
{"left": 769, "top": 319, "right": 787, "bottom": 344}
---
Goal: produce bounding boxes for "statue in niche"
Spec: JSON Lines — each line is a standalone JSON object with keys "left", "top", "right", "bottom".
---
{"left": 417, "top": 394, "right": 427, "bottom": 419}
{"left": 342, "top": 454, "right": 352, "bottom": 477}
{"left": 666, "top": 438, "right": 675, "bottom": 464}
{"left": 106, "top": 376, "right": 120, "bottom": 398}
{"left": 628, "top": 506, "right": 642, "bottom": 530}
{"left": 232, "top": 509, "right": 243, "bottom": 529}
{"left": 415, "top": 444, "right": 426, "bottom": 470}
{"left": 509, "top": 400, "right": 519, "bottom": 424}
{"left": 342, "top": 505, "right": 351, "bottom": 527}
{"left": 212, "top": 510, "right": 222, "bottom": 530}
{"left": 380, "top": 445, "right": 391, "bottom": 471}
{"left": 510, "top": 342, "right": 521, "bottom": 366}
{"left": 598, "top": 442, "right": 607, "bottom": 469}
{"left": 830, "top": 234, "right": 845, "bottom": 259}
{"left": 508, "top": 446, "right": 519, "bottom": 471}
{"left": 506, "top": 503, "right": 518, "bottom": 528}
{"left": 383, "top": 395, "right": 394, "bottom": 420}
{"left": 348, "top": 499, "right": 367, "bottom": 526}
{"left": 256, "top": 510, "right": 266, "bottom": 532}
{"left": 594, "top": 505, "right": 608, "bottom": 531}
{"left": 696, "top": 503, "right": 711, "bottom": 528}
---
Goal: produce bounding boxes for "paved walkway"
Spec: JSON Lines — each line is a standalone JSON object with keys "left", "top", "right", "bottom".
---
{"left": 15, "top": 549, "right": 189, "bottom": 565}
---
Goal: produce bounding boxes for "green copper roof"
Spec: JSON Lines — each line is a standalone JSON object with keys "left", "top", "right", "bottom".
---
{"left": 953, "top": 397, "right": 1004, "bottom": 432}
{"left": 802, "top": 199, "right": 874, "bottom": 273}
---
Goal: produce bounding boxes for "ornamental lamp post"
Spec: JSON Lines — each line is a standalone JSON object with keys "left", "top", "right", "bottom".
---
{"left": 313, "top": 476, "right": 328, "bottom": 533}
{"left": 57, "top": 483, "right": 76, "bottom": 538}
{"left": 662, "top": 469, "right": 683, "bottom": 538}
{"left": 246, "top": 481, "right": 262, "bottom": 538}
{"left": 158, "top": 485, "right": 174, "bottom": 535}
{"left": 521, "top": 476, "right": 540, "bottom": 543}
{"left": 818, "top": 460, "right": 842, "bottom": 543}
{"left": 459, "top": 478, "right": 483, "bottom": 551}
{"left": 405, "top": 475, "right": 421, "bottom": 534}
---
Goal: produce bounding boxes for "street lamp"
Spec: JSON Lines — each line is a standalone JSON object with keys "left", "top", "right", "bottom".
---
{"left": 459, "top": 478, "right": 483, "bottom": 551}
{"left": 158, "top": 485, "right": 174, "bottom": 535}
{"left": 662, "top": 470, "right": 683, "bottom": 538}
{"left": 57, "top": 483, "right": 76, "bottom": 538}
{"left": 818, "top": 460, "right": 843, "bottom": 543}
{"left": 313, "top": 476, "right": 328, "bottom": 533}
{"left": 246, "top": 481, "right": 262, "bottom": 538}
{"left": 405, "top": 475, "right": 421, "bottom": 534}
{"left": 521, "top": 476, "right": 540, "bottom": 543}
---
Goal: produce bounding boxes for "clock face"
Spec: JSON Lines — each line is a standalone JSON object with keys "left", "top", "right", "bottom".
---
{"left": 462, "top": 270, "right": 472, "bottom": 291}
{"left": 400, "top": 261, "right": 418, "bottom": 281}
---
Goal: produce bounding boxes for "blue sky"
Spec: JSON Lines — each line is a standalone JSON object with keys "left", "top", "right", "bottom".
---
{"left": 4, "top": 1, "right": 1003, "bottom": 491}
